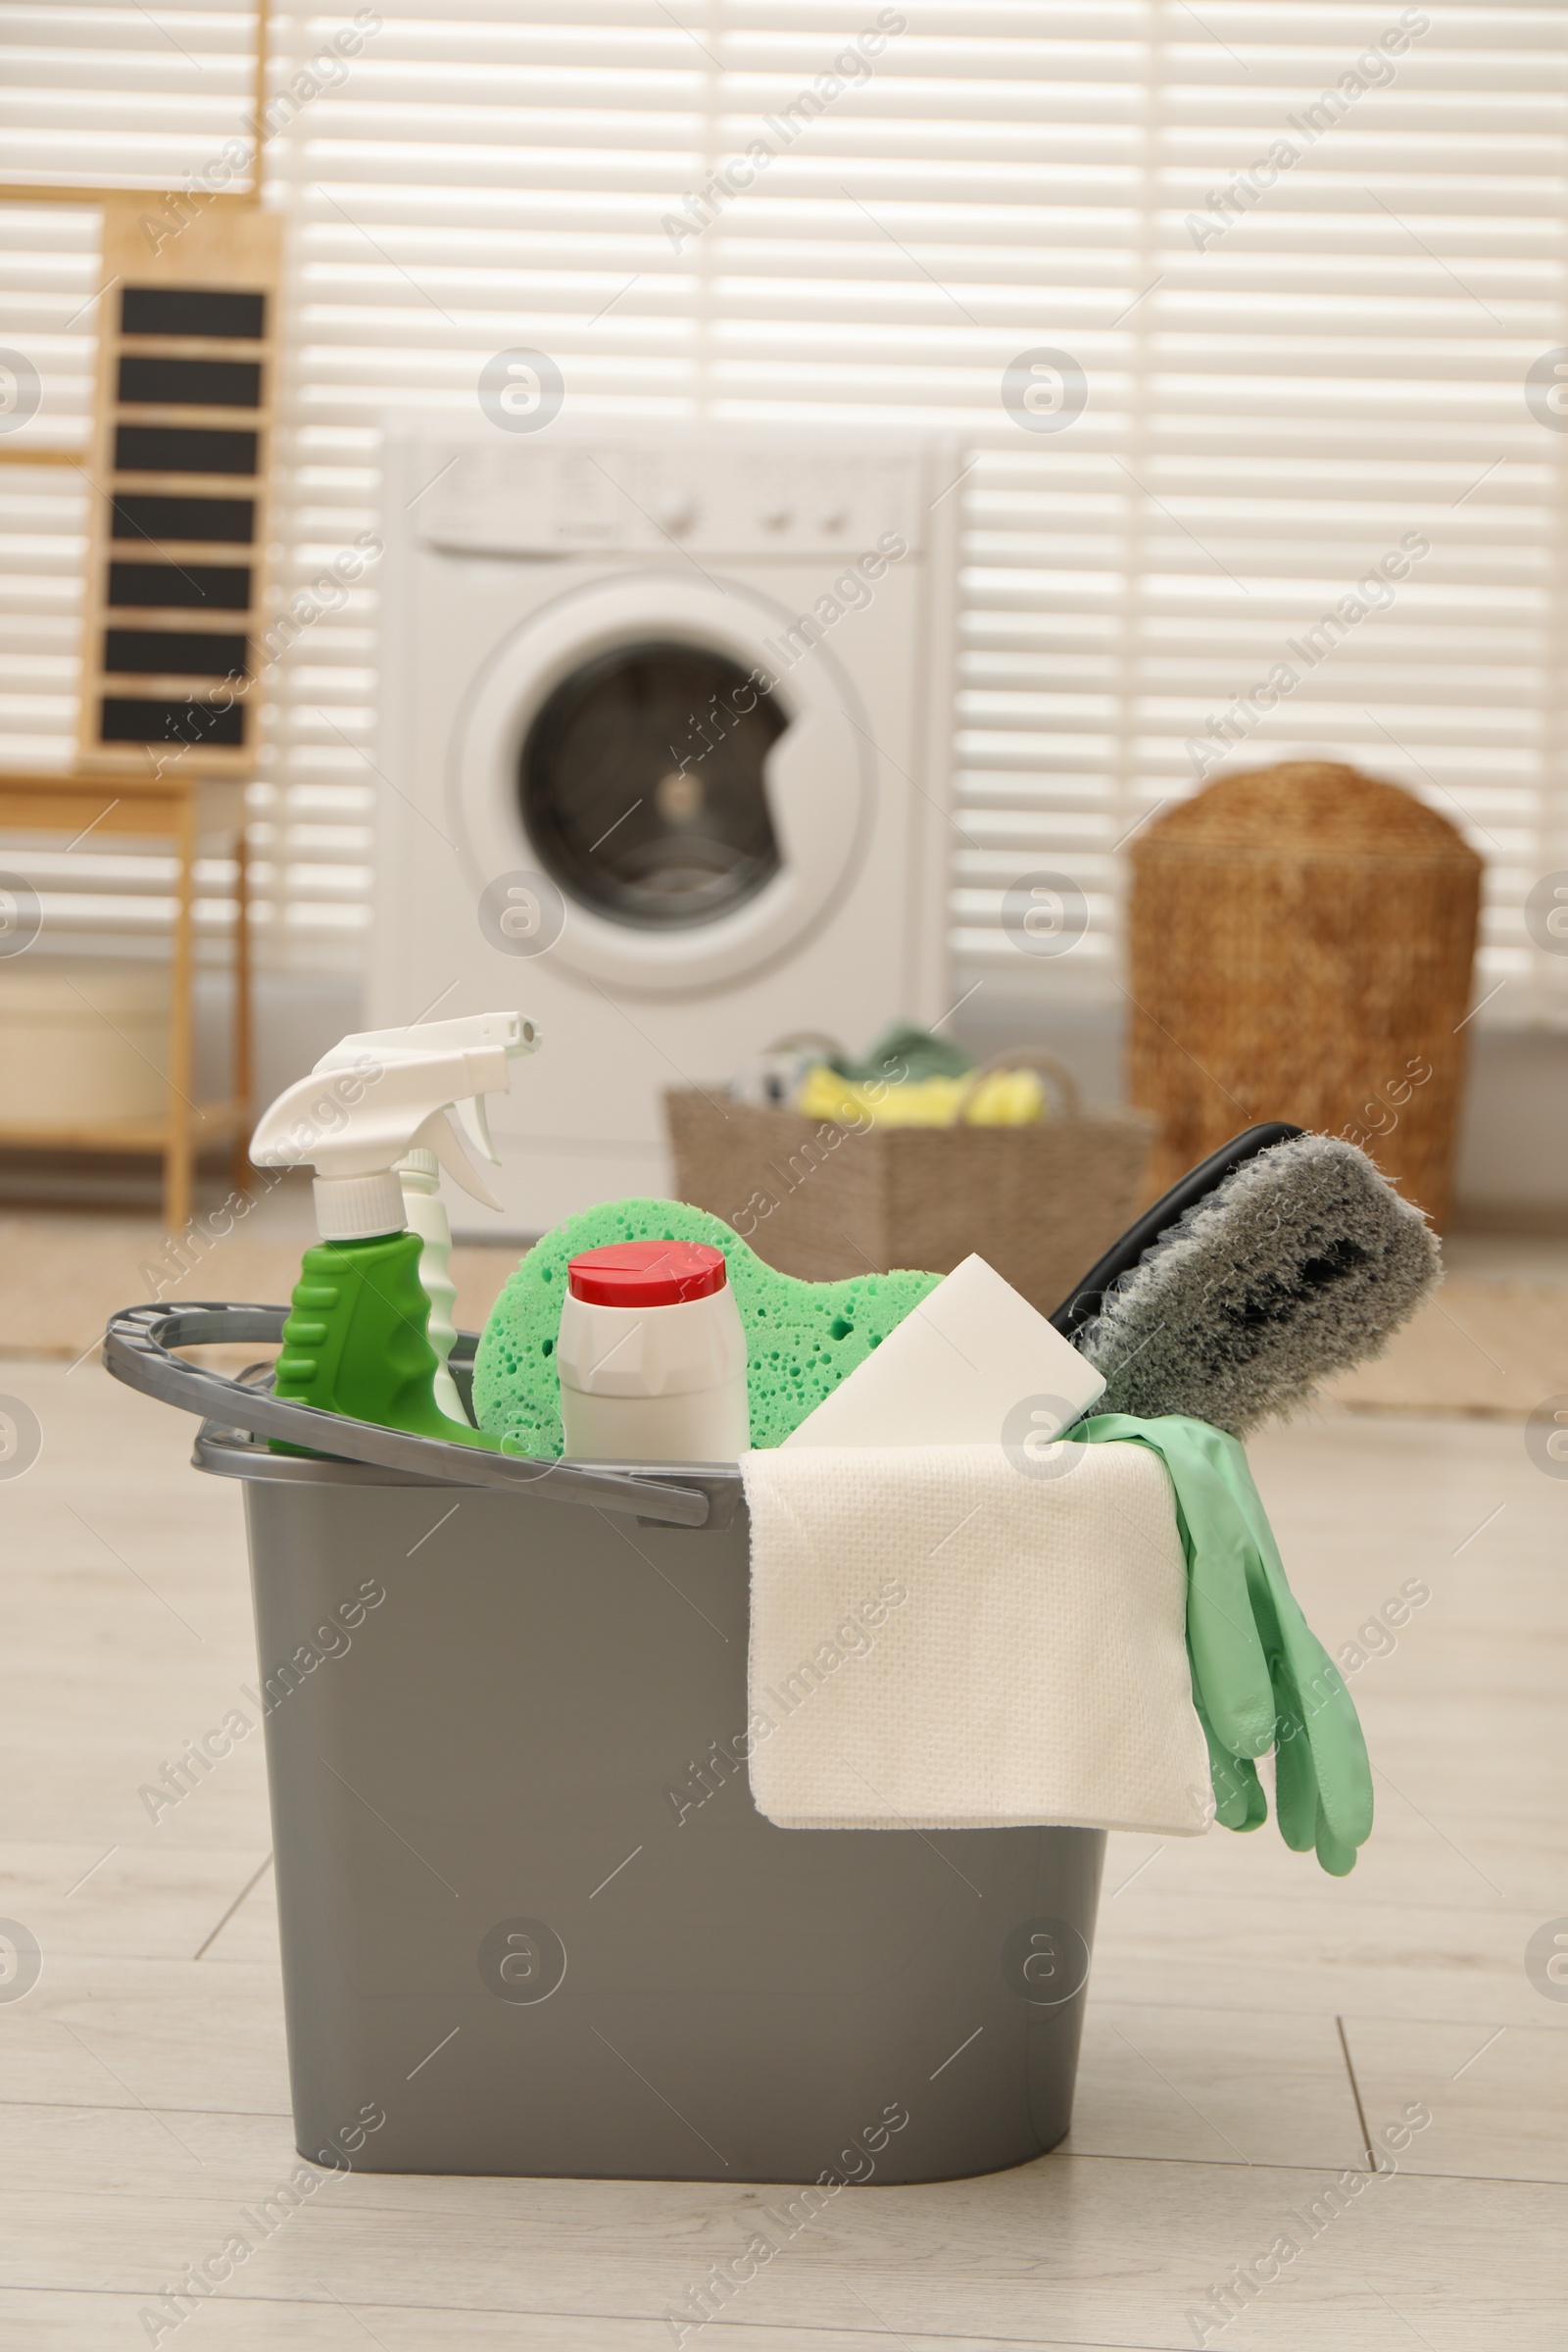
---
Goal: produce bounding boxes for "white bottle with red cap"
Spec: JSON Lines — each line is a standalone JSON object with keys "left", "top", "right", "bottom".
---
{"left": 556, "top": 1240, "right": 750, "bottom": 1462}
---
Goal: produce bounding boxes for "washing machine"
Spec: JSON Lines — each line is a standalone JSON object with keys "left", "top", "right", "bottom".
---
{"left": 369, "top": 423, "right": 961, "bottom": 1235}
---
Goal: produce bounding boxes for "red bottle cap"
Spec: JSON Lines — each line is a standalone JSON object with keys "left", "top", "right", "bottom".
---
{"left": 566, "top": 1239, "right": 728, "bottom": 1307}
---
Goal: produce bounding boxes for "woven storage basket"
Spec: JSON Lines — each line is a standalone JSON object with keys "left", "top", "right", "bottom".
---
{"left": 664, "top": 1049, "right": 1154, "bottom": 1313}
{"left": 1126, "top": 760, "right": 1482, "bottom": 1227}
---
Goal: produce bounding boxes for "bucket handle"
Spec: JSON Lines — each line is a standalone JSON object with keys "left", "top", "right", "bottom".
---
{"left": 101, "top": 1303, "right": 727, "bottom": 1527}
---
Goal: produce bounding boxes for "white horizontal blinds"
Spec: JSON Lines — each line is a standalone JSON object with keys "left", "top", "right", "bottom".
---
{"left": 950, "top": 448, "right": 1132, "bottom": 1006}
{"left": 245, "top": 1, "right": 437, "bottom": 965}
{"left": 953, "top": 2, "right": 1568, "bottom": 1026}
{"left": 5, "top": 1, "right": 1567, "bottom": 1011}
{"left": 0, "top": 2, "right": 257, "bottom": 187}
{"left": 0, "top": 204, "right": 93, "bottom": 760}
{"left": 0, "top": 0, "right": 260, "bottom": 951}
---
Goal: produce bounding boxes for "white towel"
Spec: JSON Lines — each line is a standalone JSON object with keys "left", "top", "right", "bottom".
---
{"left": 739, "top": 1440, "right": 1211, "bottom": 1835}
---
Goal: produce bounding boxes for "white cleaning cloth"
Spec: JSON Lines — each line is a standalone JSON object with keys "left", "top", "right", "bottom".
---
{"left": 739, "top": 1440, "right": 1211, "bottom": 1835}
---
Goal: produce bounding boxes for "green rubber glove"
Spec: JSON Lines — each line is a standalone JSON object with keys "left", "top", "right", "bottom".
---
{"left": 1069, "top": 1413, "right": 1372, "bottom": 1875}
{"left": 1196, "top": 1688, "right": 1267, "bottom": 1833}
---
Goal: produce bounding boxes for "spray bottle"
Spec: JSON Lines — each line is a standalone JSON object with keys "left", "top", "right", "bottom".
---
{"left": 249, "top": 1042, "right": 526, "bottom": 1450}
{"left": 313, "top": 1011, "right": 538, "bottom": 1422}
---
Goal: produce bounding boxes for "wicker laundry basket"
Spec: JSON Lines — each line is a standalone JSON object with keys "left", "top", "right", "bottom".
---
{"left": 664, "top": 1050, "right": 1154, "bottom": 1313}
{"left": 1126, "top": 761, "right": 1482, "bottom": 1227}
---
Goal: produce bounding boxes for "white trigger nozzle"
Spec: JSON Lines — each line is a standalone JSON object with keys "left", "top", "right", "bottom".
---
{"left": 455, "top": 1092, "right": 499, "bottom": 1166}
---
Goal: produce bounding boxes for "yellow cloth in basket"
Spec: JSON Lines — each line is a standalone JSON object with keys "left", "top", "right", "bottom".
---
{"left": 796, "top": 1064, "right": 1045, "bottom": 1128}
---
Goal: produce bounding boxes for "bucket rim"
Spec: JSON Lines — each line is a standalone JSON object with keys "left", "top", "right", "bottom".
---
{"left": 102, "top": 1301, "right": 739, "bottom": 1527}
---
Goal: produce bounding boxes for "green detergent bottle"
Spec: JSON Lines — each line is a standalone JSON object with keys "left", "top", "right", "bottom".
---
{"left": 250, "top": 1037, "right": 528, "bottom": 1451}
{"left": 273, "top": 1230, "right": 498, "bottom": 1449}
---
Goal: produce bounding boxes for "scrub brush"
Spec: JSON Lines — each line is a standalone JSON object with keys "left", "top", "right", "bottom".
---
{"left": 1059, "top": 1129, "right": 1440, "bottom": 1434}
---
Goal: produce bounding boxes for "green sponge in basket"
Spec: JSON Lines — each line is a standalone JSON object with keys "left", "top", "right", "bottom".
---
{"left": 471, "top": 1199, "right": 941, "bottom": 1456}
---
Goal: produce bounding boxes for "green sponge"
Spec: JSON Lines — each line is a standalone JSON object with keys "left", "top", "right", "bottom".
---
{"left": 471, "top": 1199, "right": 941, "bottom": 1455}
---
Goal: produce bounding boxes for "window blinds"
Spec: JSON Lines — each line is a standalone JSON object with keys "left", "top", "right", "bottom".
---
{"left": 1, "top": 0, "right": 1564, "bottom": 1022}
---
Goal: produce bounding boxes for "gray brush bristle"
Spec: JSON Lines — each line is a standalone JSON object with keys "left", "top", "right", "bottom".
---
{"left": 1076, "top": 1134, "right": 1441, "bottom": 1434}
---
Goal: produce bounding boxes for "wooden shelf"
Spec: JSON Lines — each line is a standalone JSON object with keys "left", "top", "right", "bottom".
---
{"left": 0, "top": 772, "right": 246, "bottom": 835}
{"left": 0, "top": 446, "right": 86, "bottom": 468}
{"left": 0, "top": 766, "right": 252, "bottom": 1225}
{"left": 0, "top": 196, "right": 274, "bottom": 1224}
{"left": 0, "top": 1098, "right": 250, "bottom": 1154}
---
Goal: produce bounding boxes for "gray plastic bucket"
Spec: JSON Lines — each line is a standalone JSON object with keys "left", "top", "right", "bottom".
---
{"left": 107, "top": 1303, "right": 1104, "bottom": 2185}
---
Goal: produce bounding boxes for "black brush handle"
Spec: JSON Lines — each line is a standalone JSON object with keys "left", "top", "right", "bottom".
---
{"left": 1050, "top": 1122, "right": 1305, "bottom": 1338}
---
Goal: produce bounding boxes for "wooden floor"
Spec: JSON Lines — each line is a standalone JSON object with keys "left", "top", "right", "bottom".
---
{"left": 1, "top": 1357, "right": 1564, "bottom": 2347}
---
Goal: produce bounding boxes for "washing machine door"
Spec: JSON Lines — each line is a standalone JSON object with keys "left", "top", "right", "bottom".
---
{"left": 450, "top": 573, "right": 873, "bottom": 991}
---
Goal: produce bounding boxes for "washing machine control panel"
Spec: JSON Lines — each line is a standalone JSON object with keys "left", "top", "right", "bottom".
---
{"left": 416, "top": 440, "right": 924, "bottom": 560}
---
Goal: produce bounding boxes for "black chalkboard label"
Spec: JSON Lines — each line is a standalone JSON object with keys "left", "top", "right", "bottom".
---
{"left": 100, "top": 696, "right": 248, "bottom": 748}
{"left": 121, "top": 286, "right": 267, "bottom": 340}
{"left": 118, "top": 356, "right": 262, "bottom": 409}
{"left": 107, "top": 561, "right": 253, "bottom": 611}
{"left": 115, "top": 424, "right": 259, "bottom": 476}
{"left": 105, "top": 628, "right": 250, "bottom": 678}
{"left": 112, "top": 494, "right": 255, "bottom": 544}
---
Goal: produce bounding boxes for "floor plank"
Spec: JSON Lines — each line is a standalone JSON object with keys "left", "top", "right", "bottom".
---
{"left": 1066, "top": 2004, "right": 1366, "bottom": 2171}
{"left": 0, "top": 2149, "right": 1563, "bottom": 2349}
{"left": 0, "top": 1842, "right": 272, "bottom": 1963}
{"left": 0, "top": 1955, "right": 290, "bottom": 2114}
{"left": 0, "top": 2291, "right": 1169, "bottom": 2352}
{"left": 1341, "top": 2013, "right": 1568, "bottom": 2184}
